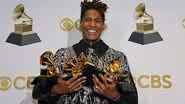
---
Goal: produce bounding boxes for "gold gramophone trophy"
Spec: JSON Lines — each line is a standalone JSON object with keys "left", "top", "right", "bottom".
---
{"left": 36, "top": 51, "right": 88, "bottom": 80}
{"left": 129, "top": 3, "right": 163, "bottom": 45}
{"left": 6, "top": 4, "right": 41, "bottom": 46}
{"left": 39, "top": 51, "right": 60, "bottom": 78}
{"left": 39, "top": 51, "right": 125, "bottom": 82}
{"left": 32, "top": 50, "right": 126, "bottom": 96}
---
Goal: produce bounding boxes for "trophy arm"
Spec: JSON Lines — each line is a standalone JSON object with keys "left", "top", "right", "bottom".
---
{"left": 144, "top": 11, "right": 154, "bottom": 21}
{"left": 24, "top": 13, "right": 32, "bottom": 20}
{"left": 19, "top": 13, "right": 32, "bottom": 24}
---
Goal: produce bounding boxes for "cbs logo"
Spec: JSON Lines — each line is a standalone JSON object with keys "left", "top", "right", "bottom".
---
{"left": 0, "top": 74, "right": 173, "bottom": 91}
{"left": 135, "top": 74, "right": 172, "bottom": 88}
{"left": 0, "top": 76, "right": 35, "bottom": 91}
{"left": 59, "top": 17, "right": 80, "bottom": 31}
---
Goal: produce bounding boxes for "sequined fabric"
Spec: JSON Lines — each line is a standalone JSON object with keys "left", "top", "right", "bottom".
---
{"left": 52, "top": 40, "right": 137, "bottom": 104}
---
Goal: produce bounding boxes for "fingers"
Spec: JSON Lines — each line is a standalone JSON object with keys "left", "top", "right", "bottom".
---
{"left": 70, "top": 80, "right": 85, "bottom": 92}
{"left": 92, "top": 74, "right": 101, "bottom": 94}
{"left": 92, "top": 74, "right": 105, "bottom": 90}
{"left": 99, "top": 74, "right": 108, "bottom": 85}
{"left": 68, "top": 73, "right": 81, "bottom": 84}
{"left": 94, "top": 85, "right": 103, "bottom": 95}
{"left": 107, "top": 77, "right": 114, "bottom": 84}
{"left": 72, "top": 85, "right": 83, "bottom": 92}
{"left": 57, "top": 73, "right": 68, "bottom": 84}
{"left": 68, "top": 76, "right": 86, "bottom": 89}
{"left": 92, "top": 74, "right": 103, "bottom": 95}
{"left": 93, "top": 74, "right": 117, "bottom": 95}
{"left": 57, "top": 77, "right": 65, "bottom": 86}
{"left": 92, "top": 74, "right": 100, "bottom": 87}
{"left": 57, "top": 73, "right": 82, "bottom": 86}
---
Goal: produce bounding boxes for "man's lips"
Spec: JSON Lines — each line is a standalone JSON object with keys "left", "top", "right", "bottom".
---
{"left": 88, "top": 29, "right": 96, "bottom": 33}
{"left": 87, "top": 29, "right": 97, "bottom": 35}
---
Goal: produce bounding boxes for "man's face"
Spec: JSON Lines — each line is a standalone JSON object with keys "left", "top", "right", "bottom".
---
{"left": 80, "top": 9, "right": 105, "bottom": 41}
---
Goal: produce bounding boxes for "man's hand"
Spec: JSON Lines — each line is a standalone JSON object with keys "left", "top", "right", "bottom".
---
{"left": 92, "top": 74, "right": 121, "bottom": 101}
{"left": 51, "top": 73, "right": 86, "bottom": 95}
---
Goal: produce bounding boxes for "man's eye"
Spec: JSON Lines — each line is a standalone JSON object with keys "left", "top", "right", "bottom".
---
{"left": 84, "top": 18, "right": 91, "bottom": 22}
{"left": 95, "top": 19, "right": 103, "bottom": 23}
{"left": 95, "top": 20, "right": 101, "bottom": 23}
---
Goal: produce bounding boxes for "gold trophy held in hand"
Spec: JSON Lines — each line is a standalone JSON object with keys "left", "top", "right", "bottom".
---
{"left": 40, "top": 51, "right": 60, "bottom": 77}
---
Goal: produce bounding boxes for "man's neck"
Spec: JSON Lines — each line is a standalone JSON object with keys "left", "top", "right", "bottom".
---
{"left": 83, "top": 38, "right": 100, "bottom": 46}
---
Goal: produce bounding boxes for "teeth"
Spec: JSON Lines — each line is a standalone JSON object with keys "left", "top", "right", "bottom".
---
{"left": 88, "top": 30, "right": 96, "bottom": 32}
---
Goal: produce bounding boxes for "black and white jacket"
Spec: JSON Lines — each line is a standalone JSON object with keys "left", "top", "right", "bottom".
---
{"left": 32, "top": 39, "right": 138, "bottom": 104}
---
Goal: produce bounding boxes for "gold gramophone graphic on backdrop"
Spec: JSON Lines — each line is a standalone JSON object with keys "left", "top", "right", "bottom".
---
{"left": 6, "top": 4, "right": 41, "bottom": 46}
{"left": 128, "top": 2, "right": 163, "bottom": 45}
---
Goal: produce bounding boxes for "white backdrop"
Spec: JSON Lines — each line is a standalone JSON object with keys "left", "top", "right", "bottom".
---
{"left": 0, "top": 0, "right": 185, "bottom": 104}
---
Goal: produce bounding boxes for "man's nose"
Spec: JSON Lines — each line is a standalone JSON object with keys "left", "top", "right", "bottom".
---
{"left": 89, "top": 21, "right": 96, "bottom": 27}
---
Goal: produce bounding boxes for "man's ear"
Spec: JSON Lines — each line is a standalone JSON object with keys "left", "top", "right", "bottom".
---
{"left": 103, "top": 24, "right": 107, "bottom": 31}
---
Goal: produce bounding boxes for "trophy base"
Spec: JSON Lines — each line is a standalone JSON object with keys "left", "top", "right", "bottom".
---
{"left": 6, "top": 32, "right": 41, "bottom": 46}
{"left": 128, "top": 31, "right": 163, "bottom": 45}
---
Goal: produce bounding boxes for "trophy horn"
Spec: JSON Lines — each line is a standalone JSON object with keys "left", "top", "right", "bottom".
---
{"left": 135, "top": 3, "right": 145, "bottom": 17}
{"left": 13, "top": 4, "right": 24, "bottom": 20}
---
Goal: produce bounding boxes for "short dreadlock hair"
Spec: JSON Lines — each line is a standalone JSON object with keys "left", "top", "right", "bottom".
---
{"left": 80, "top": 0, "right": 108, "bottom": 23}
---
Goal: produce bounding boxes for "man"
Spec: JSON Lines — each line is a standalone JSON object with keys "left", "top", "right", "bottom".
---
{"left": 32, "top": 0, "right": 138, "bottom": 104}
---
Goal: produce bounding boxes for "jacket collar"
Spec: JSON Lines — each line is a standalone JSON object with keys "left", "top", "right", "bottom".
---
{"left": 72, "top": 39, "right": 109, "bottom": 57}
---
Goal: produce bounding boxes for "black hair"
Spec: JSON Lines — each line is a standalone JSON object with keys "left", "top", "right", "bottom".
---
{"left": 80, "top": 0, "right": 108, "bottom": 23}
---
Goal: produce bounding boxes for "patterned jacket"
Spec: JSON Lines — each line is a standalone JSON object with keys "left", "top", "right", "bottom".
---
{"left": 32, "top": 39, "right": 138, "bottom": 104}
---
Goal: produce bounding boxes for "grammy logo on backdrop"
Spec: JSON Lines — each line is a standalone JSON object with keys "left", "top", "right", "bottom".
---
{"left": 129, "top": 3, "right": 163, "bottom": 45}
{"left": 6, "top": 4, "right": 41, "bottom": 46}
